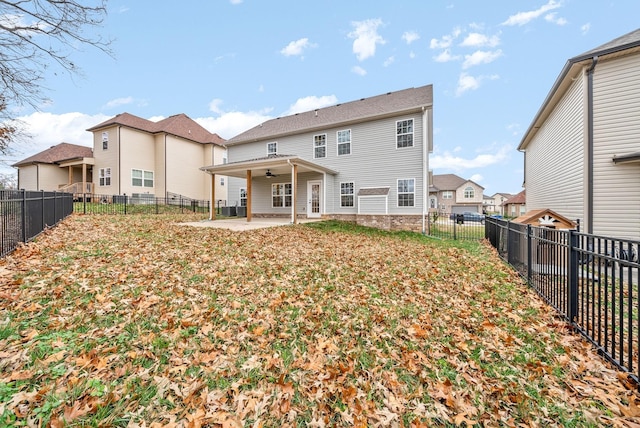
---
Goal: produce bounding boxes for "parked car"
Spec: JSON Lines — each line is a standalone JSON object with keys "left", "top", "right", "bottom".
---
{"left": 450, "top": 212, "right": 485, "bottom": 223}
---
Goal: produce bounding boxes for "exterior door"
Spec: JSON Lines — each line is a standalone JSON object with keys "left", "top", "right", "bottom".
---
{"left": 307, "top": 180, "right": 321, "bottom": 218}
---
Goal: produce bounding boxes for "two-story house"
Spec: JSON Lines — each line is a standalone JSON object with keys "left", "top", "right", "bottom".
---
{"left": 428, "top": 173, "right": 485, "bottom": 214}
{"left": 201, "top": 85, "right": 433, "bottom": 232}
{"left": 518, "top": 28, "right": 640, "bottom": 239}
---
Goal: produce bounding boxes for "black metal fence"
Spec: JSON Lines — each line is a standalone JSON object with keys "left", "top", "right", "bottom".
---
{"left": 73, "top": 193, "right": 210, "bottom": 215}
{"left": 426, "top": 212, "right": 486, "bottom": 240}
{"left": 486, "top": 217, "right": 640, "bottom": 384}
{"left": 1, "top": 190, "right": 73, "bottom": 258}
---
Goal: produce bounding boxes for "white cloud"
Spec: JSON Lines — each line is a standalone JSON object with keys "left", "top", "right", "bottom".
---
{"left": 460, "top": 32, "right": 500, "bottom": 48}
{"left": 280, "top": 38, "right": 316, "bottom": 57}
{"left": 409, "top": 51, "right": 416, "bottom": 59}
{"left": 455, "top": 72, "right": 499, "bottom": 96}
{"left": 501, "top": 0, "right": 561, "bottom": 26}
{"left": 433, "top": 49, "right": 460, "bottom": 63}
{"left": 544, "top": 12, "right": 567, "bottom": 25}
{"left": 351, "top": 65, "right": 367, "bottom": 76}
{"left": 462, "top": 49, "right": 503, "bottom": 69}
{"left": 430, "top": 145, "right": 511, "bottom": 170}
{"left": 383, "top": 56, "right": 395, "bottom": 67}
{"left": 230, "top": 0, "right": 242, "bottom": 4}
{"left": 429, "top": 27, "right": 462, "bottom": 49}
{"left": 402, "top": 31, "right": 420, "bottom": 44}
{"left": 470, "top": 174, "right": 484, "bottom": 183}
{"left": 581, "top": 23, "right": 591, "bottom": 35}
{"left": 195, "top": 110, "right": 272, "bottom": 140}
{"left": 103, "top": 96, "right": 134, "bottom": 109}
{"left": 208, "top": 98, "right": 224, "bottom": 114}
{"left": 348, "top": 19, "right": 385, "bottom": 61}
{"left": 284, "top": 95, "right": 338, "bottom": 115}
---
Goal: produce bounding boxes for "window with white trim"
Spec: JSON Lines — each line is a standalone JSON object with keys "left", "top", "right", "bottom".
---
{"left": 396, "top": 119, "right": 414, "bottom": 148}
{"left": 442, "top": 191, "right": 453, "bottom": 199}
{"left": 132, "top": 169, "right": 154, "bottom": 188}
{"left": 340, "top": 182, "right": 354, "bottom": 207}
{"left": 267, "top": 142, "right": 277, "bottom": 156}
{"left": 314, "top": 134, "right": 326, "bottom": 159}
{"left": 240, "top": 188, "right": 247, "bottom": 207}
{"left": 337, "top": 129, "right": 351, "bottom": 156}
{"left": 99, "top": 167, "right": 111, "bottom": 186}
{"left": 102, "top": 132, "right": 109, "bottom": 150}
{"left": 397, "top": 178, "right": 415, "bottom": 207}
{"left": 464, "top": 186, "right": 475, "bottom": 199}
{"left": 220, "top": 177, "right": 225, "bottom": 186}
{"left": 272, "top": 183, "right": 292, "bottom": 207}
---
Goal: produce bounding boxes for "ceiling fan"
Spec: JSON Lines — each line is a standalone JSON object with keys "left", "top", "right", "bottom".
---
{"left": 265, "top": 169, "right": 277, "bottom": 178}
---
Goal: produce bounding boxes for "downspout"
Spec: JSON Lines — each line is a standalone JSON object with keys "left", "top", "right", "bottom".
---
{"left": 164, "top": 134, "right": 167, "bottom": 199}
{"left": 287, "top": 159, "right": 295, "bottom": 224}
{"left": 586, "top": 56, "right": 598, "bottom": 234}
{"left": 118, "top": 126, "right": 122, "bottom": 195}
{"left": 421, "top": 106, "right": 429, "bottom": 235}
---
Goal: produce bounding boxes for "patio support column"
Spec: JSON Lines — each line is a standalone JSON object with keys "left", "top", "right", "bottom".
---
{"left": 210, "top": 174, "right": 216, "bottom": 220}
{"left": 68, "top": 166, "right": 73, "bottom": 185}
{"left": 82, "top": 164, "right": 87, "bottom": 195}
{"left": 246, "top": 170, "right": 252, "bottom": 222}
{"left": 291, "top": 163, "right": 298, "bottom": 224}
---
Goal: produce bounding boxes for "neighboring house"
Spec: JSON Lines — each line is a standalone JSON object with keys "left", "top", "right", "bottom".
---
{"left": 518, "top": 28, "right": 640, "bottom": 239}
{"left": 488, "top": 192, "right": 513, "bottom": 215}
{"left": 86, "top": 113, "right": 227, "bottom": 202}
{"left": 503, "top": 189, "right": 526, "bottom": 218}
{"left": 201, "top": 85, "right": 433, "bottom": 232}
{"left": 428, "top": 173, "right": 484, "bottom": 214}
{"left": 13, "top": 143, "right": 94, "bottom": 192}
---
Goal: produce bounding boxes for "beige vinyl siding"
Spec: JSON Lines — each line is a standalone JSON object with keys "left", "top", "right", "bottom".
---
{"left": 92, "top": 125, "right": 120, "bottom": 194}
{"left": 165, "top": 135, "right": 208, "bottom": 200}
{"left": 592, "top": 52, "right": 640, "bottom": 239}
{"left": 154, "top": 134, "right": 166, "bottom": 198}
{"left": 526, "top": 74, "right": 586, "bottom": 222}
{"left": 119, "top": 128, "right": 156, "bottom": 196}
{"left": 18, "top": 165, "right": 38, "bottom": 190}
{"left": 38, "top": 165, "right": 69, "bottom": 191}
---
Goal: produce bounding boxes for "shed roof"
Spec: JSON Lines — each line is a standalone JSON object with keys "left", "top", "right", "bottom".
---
{"left": 512, "top": 208, "right": 576, "bottom": 230}
{"left": 226, "top": 85, "right": 433, "bottom": 145}
{"left": 87, "top": 112, "right": 225, "bottom": 145}
{"left": 13, "top": 143, "right": 93, "bottom": 167}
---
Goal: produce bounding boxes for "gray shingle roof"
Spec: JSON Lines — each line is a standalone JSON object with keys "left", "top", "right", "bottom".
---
{"left": 13, "top": 143, "right": 93, "bottom": 167}
{"left": 87, "top": 112, "right": 225, "bottom": 145}
{"left": 575, "top": 28, "right": 640, "bottom": 60}
{"left": 226, "top": 85, "right": 433, "bottom": 145}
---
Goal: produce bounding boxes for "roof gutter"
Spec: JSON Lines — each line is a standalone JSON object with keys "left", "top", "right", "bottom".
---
{"left": 586, "top": 56, "right": 598, "bottom": 234}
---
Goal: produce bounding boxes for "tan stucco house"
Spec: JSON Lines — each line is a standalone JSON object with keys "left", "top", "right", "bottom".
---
{"left": 518, "top": 28, "right": 640, "bottom": 239}
{"left": 428, "top": 173, "right": 485, "bottom": 214}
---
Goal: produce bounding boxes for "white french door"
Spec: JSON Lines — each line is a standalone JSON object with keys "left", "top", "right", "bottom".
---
{"left": 307, "top": 180, "right": 322, "bottom": 218}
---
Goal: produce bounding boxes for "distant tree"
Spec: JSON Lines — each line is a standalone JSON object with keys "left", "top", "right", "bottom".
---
{"left": 0, "top": 0, "right": 112, "bottom": 153}
{"left": 0, "top": 171, "right": 17, "bottom": 189}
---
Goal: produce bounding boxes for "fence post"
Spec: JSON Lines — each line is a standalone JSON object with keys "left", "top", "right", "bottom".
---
{"left": 21, "top": 190, "right": 27, "bottom": 243}
{"left": 506, "top": 221, "right": 512, "bottom": 265}
{"left": 124, "top": 194, "right": 128, "bottom": 215}
{"left": 83, "top": 193, "right": 87, "bottom": 214}
{"left": 568, "top": 229, "right": 579, "bottom": 323}
{"left": 527, "top": 224, "right": 532, "bottom": 282}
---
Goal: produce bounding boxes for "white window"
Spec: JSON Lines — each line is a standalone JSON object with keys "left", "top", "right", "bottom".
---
{"left": 102, "top": 132, "right": 109, "bottom": 150}
{"left": 442, "top": 191, "right": 453, "bottom": 199}
{"left": 132, "top": 169, "right": 154, "bottom": 188}
{"left": 337, "top": 130, "right": 351, "bottom": 156}
{"left": 99, "top": 168, "right": 111, "bottom": 186}
{"left": 396, "top": 119, "right": 414, "bottom": 148}
{"left": 314, "top": 134, "right": 326, "bottom": 159}
{"left": 222, "top": 152, "right": 228, "bottom": 164}
{"left": 267, "top": 142, "right": 277, "bottom": 156}
{"left": 397, "top": 178, "right": 415, "bottom": 207}
{"left": 464, "top": 186, "right": 475, "bottom": 199}
{"left": 340, "top": 182, "right": 354, "bottom": 207}
{"left": 240, "top": 188, "right": 247, "bottom": 207}
{"left": 220, "top": 177, "right": 225, "bottom": 186}
{"left": 272, "top": 183, "right": 292, "bottom": 207}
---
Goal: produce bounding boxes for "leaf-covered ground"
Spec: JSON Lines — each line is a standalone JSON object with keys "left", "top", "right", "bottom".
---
{"left": 1, "top": 214, "right": 639, "bottom": 427}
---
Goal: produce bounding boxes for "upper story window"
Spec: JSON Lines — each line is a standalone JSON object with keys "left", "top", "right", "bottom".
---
{"left": 340, "top": 182, "right": 354, "bottom": 207}
{"left": 464, "top": 186, "right": 475, "bottom": 199}
{"left": 442, "top": 191, "right": 453, "bottom": 199}
{"left": 220, "top": 177, "right": 225, "bottom": 186}
{"left": 222, "top": 152, "right": 228, "bottom": 164}
{"left": 132, "top": 169, "right": 154, "bottom": 188}
{"left": 102, "top": 132, "right": 109, "bottom": 150}
{"left": 396, "top": 119, "right": 414, "bottom": 148}
{"left": 99, "top": 167, "right": 111, "bottom": 186}
{"left": 397, "top": 178, "right": 415, "bottom": 207}
{"left": 337, "top": 129, "right": 351, "bottom": 156}
{"left": 267, "top": 142, "right": 277, "bottom": 156}
{"left": 314, "top": 134, "right": 327, "bottom": 159}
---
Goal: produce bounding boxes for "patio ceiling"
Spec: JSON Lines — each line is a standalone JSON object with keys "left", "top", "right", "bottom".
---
{"left": 200, "top": 155, "right": 338, "bottom": 179}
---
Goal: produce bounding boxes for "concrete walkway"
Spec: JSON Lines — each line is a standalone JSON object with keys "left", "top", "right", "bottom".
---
{"left": 179, "top": 217, "right": 323, "bottom": 231}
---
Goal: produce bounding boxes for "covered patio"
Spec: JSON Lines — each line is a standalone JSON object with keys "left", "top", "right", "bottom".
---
{"left": 201, "top": 155, "right": 338, "bottom": 224}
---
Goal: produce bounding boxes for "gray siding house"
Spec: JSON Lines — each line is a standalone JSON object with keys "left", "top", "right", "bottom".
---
{"left": 202, "top": 85, "right": 433, "bottom": 232}
{"left": 518, "top": 28, "right": 640, "bottom": 239}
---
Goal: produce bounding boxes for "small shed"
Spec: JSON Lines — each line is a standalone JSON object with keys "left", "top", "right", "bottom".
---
{"left": 512, "top": 209, "right": 577, "bottom": 230}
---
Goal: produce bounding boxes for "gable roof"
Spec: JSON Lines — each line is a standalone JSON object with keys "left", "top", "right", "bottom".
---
{"left": 504, "top": 189, "right": 526, "bottom": 205}
{"left": 13, "top": 143, "right": 93, "bottom": 167}
{"left": 518, "top": 28, "right": 640, "bottom": 150}
{"left": 226, "top": 85, "right": 433, "bottom": 145}
{"left": 87, "top": 112, "right": 225, "bottom": 145}
{"left": 512, "top": 208, "right": 576, "bottom": 229}
{"left": 429, "top": 173, "right": 484, "bottom": 192}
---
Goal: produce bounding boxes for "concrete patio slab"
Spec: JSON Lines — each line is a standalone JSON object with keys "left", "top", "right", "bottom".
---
{"left": 179, "top": 217, "right": 323, "bottom": 231}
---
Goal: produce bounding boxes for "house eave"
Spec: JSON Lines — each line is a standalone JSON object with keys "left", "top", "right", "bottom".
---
{"left": 200, "top": 155, "right": 339, "bottom": 178}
